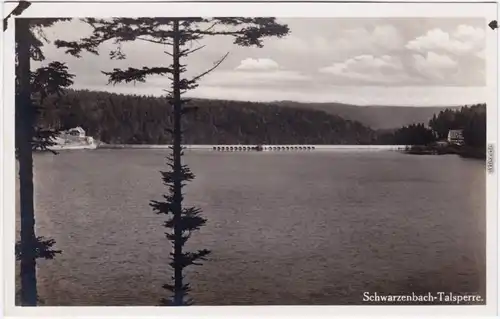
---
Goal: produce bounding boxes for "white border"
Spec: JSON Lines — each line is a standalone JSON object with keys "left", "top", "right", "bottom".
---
{"left": 3, "top": 1, "right": 498, "bottom": 17}
{"left": 1, "top": 1, "right": 499, "bottom": 318}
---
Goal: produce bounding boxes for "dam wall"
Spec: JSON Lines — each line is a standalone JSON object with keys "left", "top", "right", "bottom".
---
{"left": 210, "top": 145, "right": 407, "bottom": 151}
{"left": 98, "top": 144, "right": 408, "bottom": 151}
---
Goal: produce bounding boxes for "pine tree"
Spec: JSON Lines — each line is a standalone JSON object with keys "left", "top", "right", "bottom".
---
{"left": 31, "top": 61, "right": 75, "bottom": 152}
{"left": 56, "top": 17, "right": 289, "bottom": 305}
{"left": 12, "top": 15, "right": 73, "bottom": 305}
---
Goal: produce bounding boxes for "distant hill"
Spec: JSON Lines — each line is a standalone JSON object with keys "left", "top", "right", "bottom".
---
{"left": 270, "top": 101, "right": 462, "bottom": 130}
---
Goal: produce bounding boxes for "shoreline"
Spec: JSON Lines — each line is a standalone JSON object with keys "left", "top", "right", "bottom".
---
{"left": 403, "top": 145, "right": 486, "bottom": 160}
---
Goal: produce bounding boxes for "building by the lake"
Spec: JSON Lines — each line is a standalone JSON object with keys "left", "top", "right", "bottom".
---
{"left": 53, "top": 126, "right": 97, "bottom": 149}
{"left": 62, "top": 127, "right": 87, "bottom": 140}
{"left": 447, "top": 129, "right": 464, "bottom": 145}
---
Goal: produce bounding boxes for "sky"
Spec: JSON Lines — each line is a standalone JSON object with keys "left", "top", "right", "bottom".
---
{"left": 34, "top": 17, "right": 488, "bottom": 106}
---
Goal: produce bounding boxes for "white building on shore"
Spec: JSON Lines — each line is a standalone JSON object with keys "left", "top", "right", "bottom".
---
{"left": 53, "top": 126, "right": 97, "bottom": 150}
{"left": 447, "top": 129, "right": 464, "bottom": 146}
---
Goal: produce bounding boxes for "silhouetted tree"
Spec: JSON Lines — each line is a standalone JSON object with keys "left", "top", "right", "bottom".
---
{"left": 393, "top": 123, "right": 435, "bottom": 146}
{"left": 31, "top": 62, "right": 75, "bottom": 152}
{"left": 15, "top": 16, "right": 38, "bottom": 307}
{"left": 462, "top": 106, "right": 486, "bottom": 148}
{"left": 13, "top": 16, "right": 72, "bottom": 306}
{"left": 56, "top": 17, "right": 289, "bottom": 305}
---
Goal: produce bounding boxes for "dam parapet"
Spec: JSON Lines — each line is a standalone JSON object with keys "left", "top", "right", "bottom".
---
{"left": 210, "top": 145, "right": 407, "bottom": 151}
{"left": 98, "top": 144, "right": 407, "bottom": 151}
{"left": 211, "top": 145, "right": 316, "bottom": 151}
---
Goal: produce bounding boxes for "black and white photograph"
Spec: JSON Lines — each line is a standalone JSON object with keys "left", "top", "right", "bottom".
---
{"left": 1, "top": 1, "right": 498, "bottom": 317}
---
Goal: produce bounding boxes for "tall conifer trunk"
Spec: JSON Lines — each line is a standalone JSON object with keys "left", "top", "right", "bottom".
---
{"left": 171, "top": 18, "right": 184, "bottom": 306}
{"left": 16, "top": 18, "right": 38, "bottom": 306}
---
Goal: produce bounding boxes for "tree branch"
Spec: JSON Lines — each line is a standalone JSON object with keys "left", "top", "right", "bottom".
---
{"left": 180, "top": 45, "right": 206, "bottom": 56}
{"left": 203, "top": 21, "right": 218, "bottom": 33}
{"left": 102, "top": 66, "right": 173, "bottom": 84}
{"left": 137, "top": 36, "right": 173, "bottom": 45}
{"left": 189, "top": 52, "right": 229, "bottom": 83}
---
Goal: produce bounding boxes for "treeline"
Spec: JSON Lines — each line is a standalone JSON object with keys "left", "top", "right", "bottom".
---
{"left": 429, "top": 104, "right": 486, "bottom": 148}
{"left": 38, "top": 89, "right": 382, "bottom": 145}
{"left": 393, "top": 123, "right": 436, "bottom": 146}
{"left": 382, "top": 104, "right": 486, "bottom": 157}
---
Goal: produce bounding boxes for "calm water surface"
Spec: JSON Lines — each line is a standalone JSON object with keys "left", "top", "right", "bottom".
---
{"left": 16, "top": 150, "right": 486, "bottom": 305}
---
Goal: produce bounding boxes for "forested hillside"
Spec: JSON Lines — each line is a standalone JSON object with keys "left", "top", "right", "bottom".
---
{"left": 38, "top": 89, "right": 382, "bottom": 145}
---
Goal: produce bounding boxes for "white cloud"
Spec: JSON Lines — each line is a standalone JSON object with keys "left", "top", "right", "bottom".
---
{"left": 263, "top": 24, "right": 404, "bottom": 62}
{"left": 201, "top": 69, "right": 310, "bottom": 87}
{"left": 405, "top": 25, "right": 485, "bottom": 56}
{"left": 412, "top": 52, "right": 458, "bottom": 81}
{"left": 202, "top": 58, "right": 308, "bottom": 87}
{"left": 235, "top": 58, "right": 280, "bottom": 71}
{"left": 453, "top": 24, "right": 485, "bottom": 42}
{"left": 319, "top": 55, "right": 417, "bottom": 84}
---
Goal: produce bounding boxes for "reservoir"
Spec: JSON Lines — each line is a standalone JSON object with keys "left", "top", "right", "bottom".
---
{"left": 16, "top": 149, "right": 486, "bottom": 305}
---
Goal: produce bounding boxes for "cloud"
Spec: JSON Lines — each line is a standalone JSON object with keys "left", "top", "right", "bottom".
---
{"left": 319, "top": 55, "right": 418, "bottom": 84}
{"left": 412, "top": 52, "right": 458, "bottom": 81}
{"left": 235, "top": 58, "right": 280, "bottom": 71}
{"left": 199, "top": 57, "right": 309, "bottom": 88}
{"left": 201, "top": 69, "right": 310, "bottom": 88}
{"left": 317, "top": 24, "right": 485, "bottom": 86}
{"left": 261, "top": 24, "right": 405, "bottom": 65}
{"left": 453, "top": 24, "right": 485, "bottom": 42}
{"left": 405, "top": 25, "right": 485, "bottom": 56}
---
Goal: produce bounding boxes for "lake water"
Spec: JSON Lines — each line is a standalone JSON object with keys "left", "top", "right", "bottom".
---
{"left": 16, "top": 150, "right": 486, "bottom": 305}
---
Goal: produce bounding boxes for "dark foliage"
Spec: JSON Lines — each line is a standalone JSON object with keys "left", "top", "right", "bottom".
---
{"left": 463, "top": 110, "right": 487, "bottom": 148}
{"left": 15, "top": 237, "right": 62, "bottom": 260}
{"left": 31, "top": 61, "right": 75, "bottom": 152}
{"left": 393, "top": 123, "right": 436, "bottom": 146}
